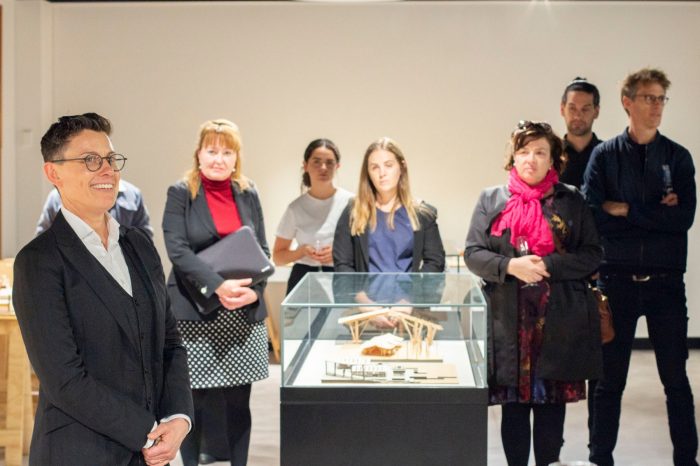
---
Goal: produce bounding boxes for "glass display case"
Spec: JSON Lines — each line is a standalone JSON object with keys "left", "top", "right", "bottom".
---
{"left": 280, "top": 272, "right": 488, "bottom": 465}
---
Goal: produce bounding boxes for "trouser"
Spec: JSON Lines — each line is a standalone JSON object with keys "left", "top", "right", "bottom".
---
{"left": 180, "top": 384, "right": 253, "bottom": 466}
{"left": 286, "top": 263, "right": 334, "bottom": 296}
{"left": 199, "top": 389, "right": 230, "bottom": 460}
{"left": 501, "top": 402, "right": 566, "bottom": 466}
{"left": 587, "top": 379, "right": 598, "bottom": 448}
{"left": 590, "top": 272, "right": 698, "bottom": 466}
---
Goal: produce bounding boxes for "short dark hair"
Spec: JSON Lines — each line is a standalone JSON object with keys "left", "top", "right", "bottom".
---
{"left": 505, "top": 120, "right": 566, "bottom": 174}
{"left": 301, "top": 138, "right": 341, "bottom": 188}
{"left": 561, "top": 77, "right": 600, "bottom": 107}
{"left": 40, "top": 112, "right": 112, "bottom": 162}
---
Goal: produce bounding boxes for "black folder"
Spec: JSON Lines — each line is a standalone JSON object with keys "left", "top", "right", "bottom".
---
{"left": 182, "top": 225, "right": 274, "bottom": 315}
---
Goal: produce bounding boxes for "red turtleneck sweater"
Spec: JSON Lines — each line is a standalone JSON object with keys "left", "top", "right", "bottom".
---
{"left": 201, "top": 174, "right": 242, "bottom": 236}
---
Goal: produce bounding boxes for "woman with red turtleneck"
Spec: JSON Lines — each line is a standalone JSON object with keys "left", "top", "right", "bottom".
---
{"left": 162, "top": 119, "right": 269, "bottom": 466}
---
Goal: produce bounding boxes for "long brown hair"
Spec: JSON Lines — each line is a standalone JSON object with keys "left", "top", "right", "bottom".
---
{"left": 350, "top": 137, "right": 421, "bottom": 236}
{"left": 184, "top": 119, "right": 250, "bottom": 199}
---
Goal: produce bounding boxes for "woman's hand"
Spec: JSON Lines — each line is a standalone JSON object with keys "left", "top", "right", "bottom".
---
{"left": 507, "top": 255, "right": 550, "bottom": 283}
{"left": 374, "top": 303, "right": 413, "bottom": 329}
{"left": 272, "top": 237, "right": 315, "bottom": 266}
{"left": 215, "top": 278, "right": 258, "bottom": 310}
{"left": 310, "top": 245, "right": 333, "bottom": 265}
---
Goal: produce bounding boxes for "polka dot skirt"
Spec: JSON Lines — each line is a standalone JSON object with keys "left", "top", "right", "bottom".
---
{"left": 178, "top": 309, "right": 269, "bottom": 389}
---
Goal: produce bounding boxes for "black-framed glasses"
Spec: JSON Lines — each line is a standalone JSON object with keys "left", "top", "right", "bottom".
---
{"left": 52, "top": 153, "right": 127, "bottom": 172}
{"left": 635, "top": 94, "right": 669, "bottom": 105}
{"left": 517, "top": 120, "right": 552, "bottom": 132}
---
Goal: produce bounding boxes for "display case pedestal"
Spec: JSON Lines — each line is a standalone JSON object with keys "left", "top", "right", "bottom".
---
{"left": 281, "top": 272, "right": 489, "bottom": 465}
{"left": 281, "top": 386, "right": 487, "bottom": 465}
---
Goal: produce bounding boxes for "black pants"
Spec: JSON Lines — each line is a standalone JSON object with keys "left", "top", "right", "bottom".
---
{"left": 180, "top": 385, "right": 253, "bottom": 466}
{"left": 590, "top": 273, "right": 698, "bottom": 466}
{"left": 286, "top": 263, "right": 334, "bottom": 296}
{"left": 501, "top": 402, "right": 566, "bottom": 466}
{"left": 199, "top": 389, "right": 230, "bottom": 460}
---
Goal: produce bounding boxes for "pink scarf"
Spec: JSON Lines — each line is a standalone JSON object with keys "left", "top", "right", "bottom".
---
{"left": 490, "top": 168, "right": 558, "bottom": 256}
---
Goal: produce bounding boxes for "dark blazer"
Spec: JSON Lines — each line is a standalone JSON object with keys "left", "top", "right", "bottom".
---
{"left": 12, "top": 212, "right": 193, "bottom": 465}
{"left": 465, "top": 183, "right": 603, "bottom": 386}
{"left": 333, "top": 201, "right": 446, "bottom": 272}
{"left": 162, "top": 180, "right": 270, "bottom": 322}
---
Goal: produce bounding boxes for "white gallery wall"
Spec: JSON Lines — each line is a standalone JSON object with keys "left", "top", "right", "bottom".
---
{"left": 4, "top": 0, "right": 700, "bottom": 336}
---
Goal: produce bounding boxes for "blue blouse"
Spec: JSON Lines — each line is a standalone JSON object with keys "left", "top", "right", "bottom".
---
{"left": 368, "top": 206, "right": 414, "bottom": 273}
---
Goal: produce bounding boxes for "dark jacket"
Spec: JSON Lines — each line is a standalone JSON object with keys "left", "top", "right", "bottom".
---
{"left": 162, "top": 180, "right": 269, "bottom": 322}
{"left": 13, "top": 213, "right": 193, "bottom": 464}
{"left": 583, "top": 129, "right": 696, "bottom": 272}
{"left": 333, "top": 201, "right": 446, "bottom": 273}
{"left": 560, "top": 133, "right": 602, "bottom": 189}
{"left": 465, "top": 183, "right": 603, "bottom": 386}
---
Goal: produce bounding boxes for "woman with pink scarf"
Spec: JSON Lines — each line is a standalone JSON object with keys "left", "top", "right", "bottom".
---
{"left": 465, "top": 121, "right": 603, "bottom": 466}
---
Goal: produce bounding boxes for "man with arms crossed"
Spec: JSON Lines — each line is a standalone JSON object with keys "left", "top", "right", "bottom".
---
{"left": 584, "top": 68, "right": 698, "bottom": 466}
{"left": 13, "top": 113, "right": 193, "bottom": 465}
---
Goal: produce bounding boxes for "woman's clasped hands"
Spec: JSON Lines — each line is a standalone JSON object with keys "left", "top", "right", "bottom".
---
{"left": 215, "top": 278, "right": 258, "bottom": 310}
{"left": 507, "top": 255, "right": 550, "bottom": 284}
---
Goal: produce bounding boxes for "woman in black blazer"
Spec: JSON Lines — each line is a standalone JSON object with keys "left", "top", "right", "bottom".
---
{"left": 333, "top": 137, "right": 445, "bottom": 274}
{"left": 162, "top": 119, "right": 269, "bottom": 466}
{"left": 464, "top": 121, "right": 602, "bottom": 466}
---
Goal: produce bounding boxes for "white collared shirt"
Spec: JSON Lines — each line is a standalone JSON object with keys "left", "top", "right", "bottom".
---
{"left": 61, "top": 207, "right": 132, "bottom": 295}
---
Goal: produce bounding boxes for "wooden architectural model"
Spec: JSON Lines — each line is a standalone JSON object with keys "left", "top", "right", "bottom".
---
{"left": 338, "top": 308, "right": 443, "bottom": 356}
{"left": 360, "top": 334, "right": 404, "bottom": 356}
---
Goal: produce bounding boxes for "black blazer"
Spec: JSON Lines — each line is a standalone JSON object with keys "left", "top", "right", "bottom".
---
{"left": 332, "top": 201, "right": 446, "bottom": 272}
{"left": 465, "top": 183, "right": 603, "bottom": 385}
{"left": 162, "top": 180, "right": 270, "bottom": 321}
{"left": 12, "top": 212, "right": 193, "bottom": 465}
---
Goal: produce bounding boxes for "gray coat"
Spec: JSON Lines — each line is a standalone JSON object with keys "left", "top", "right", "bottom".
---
{"left": 465, "top": 183, "right": 603, "bottom": 386}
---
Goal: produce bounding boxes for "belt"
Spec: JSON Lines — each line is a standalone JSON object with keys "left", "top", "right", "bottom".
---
{"left": 602, "top": 272, "right": 681, "bottom": 282}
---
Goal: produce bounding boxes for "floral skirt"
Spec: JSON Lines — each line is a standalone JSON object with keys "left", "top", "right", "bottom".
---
{"left": 490, "top": 280, "right": 585, "bottom": 405}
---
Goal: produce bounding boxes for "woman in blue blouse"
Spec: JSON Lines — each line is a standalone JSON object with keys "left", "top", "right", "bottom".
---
{"left": 333, "top": 137, "right": 445, "bottom": 274}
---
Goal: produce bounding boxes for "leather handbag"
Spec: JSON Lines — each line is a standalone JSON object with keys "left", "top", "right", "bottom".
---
{"left": 591, "top": 286, "right": 615, "bottom": 344}
{"left": 551, "top": 235, "right": 614, "bottom": 345}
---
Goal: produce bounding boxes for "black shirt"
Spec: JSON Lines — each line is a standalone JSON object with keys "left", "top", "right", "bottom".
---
{"left": 560, "top": 133, "right": 602, "bottom": 188}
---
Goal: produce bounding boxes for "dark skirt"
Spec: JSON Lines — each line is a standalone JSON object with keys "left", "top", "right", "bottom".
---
{"left": 490, "top": 279, "right": 586, "bottom": 405}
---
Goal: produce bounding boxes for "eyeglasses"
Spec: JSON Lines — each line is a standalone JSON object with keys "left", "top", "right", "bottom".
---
{"left": 51, "top": 153, "right": 127, "bottom": 172}
{"left": 517, "top": 120, "right": 552, "bottom": 131}
{"left": 635, "top": 94, "right": 669, "bottom": 105}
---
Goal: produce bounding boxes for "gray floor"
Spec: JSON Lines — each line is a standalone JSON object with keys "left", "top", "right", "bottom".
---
{"left": 7, "top": 350, "right": 699, "bottom": 465}
{"left": 182, "top": 350, "right": 699, "bottom": 466}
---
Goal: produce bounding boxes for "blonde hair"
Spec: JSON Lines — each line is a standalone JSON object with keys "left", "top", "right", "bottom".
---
{"left": 350, "top": 137, "right": 421, "bottom": 236}
{"left": 185, "top": 119, "right": 250, "bottom": 199}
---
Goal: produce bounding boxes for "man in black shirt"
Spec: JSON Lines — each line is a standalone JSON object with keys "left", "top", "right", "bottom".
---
{"left": 560, "top": 77, "right": 602, "bottom": 188}
{"left": 584, "top": 68, "right": 698, "bottom": 466}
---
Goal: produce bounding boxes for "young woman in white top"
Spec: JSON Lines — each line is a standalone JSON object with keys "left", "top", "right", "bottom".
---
{"left": 273, "top": 139, "right": 354, "bottom": 294}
